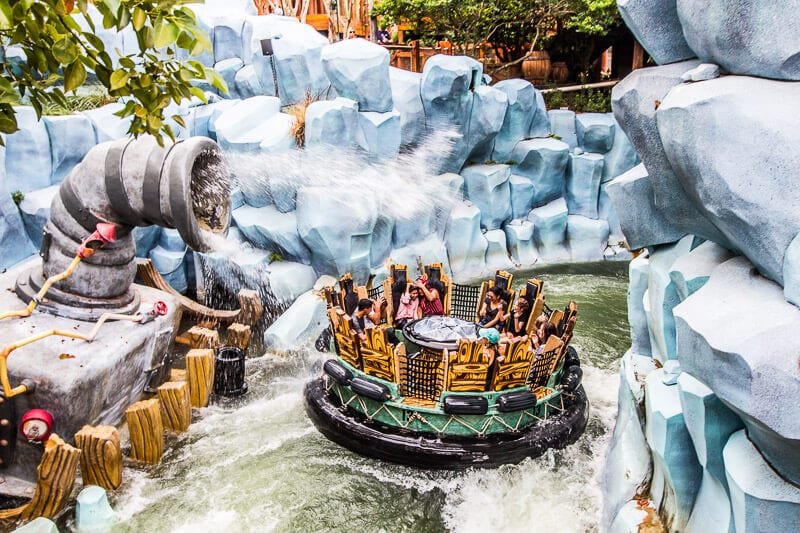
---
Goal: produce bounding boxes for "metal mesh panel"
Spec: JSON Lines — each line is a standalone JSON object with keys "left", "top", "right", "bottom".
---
{"left": 403, "top": 350, "right": 443, "bottom": 401}
{"left": 367, "top": 285, "right": 387, "bottom": 324}
{"left": 450, "top": 283, "right": 481, "bottom": 322}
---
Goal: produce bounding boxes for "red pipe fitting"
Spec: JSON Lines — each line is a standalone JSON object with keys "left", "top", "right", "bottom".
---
{"left": 78, "top": 223, "right": 118, "bottom": 259}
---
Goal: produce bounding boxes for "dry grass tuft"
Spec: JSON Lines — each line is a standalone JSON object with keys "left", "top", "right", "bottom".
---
{"left": 287, "top": 90, "right": 318, "bottom": 148}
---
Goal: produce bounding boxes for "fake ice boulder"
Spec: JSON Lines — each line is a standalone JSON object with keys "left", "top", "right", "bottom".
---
{"left": 611, "top": 61, "right": 728, "bottom": 247}
{"left": 18, "top": 185, "right": 58, "bottom": 249}
{"left": 461, "top": 164, "right": 512, "bottom": 231}
{"left": 81, "top": 102, "right": 130, "bottom": 143}
{"left": 576, "top": 113, "right": 615, "bottom": 153}
{"left": 390, "top": 235, "right": 450, "bottom": 278}
{"left": 605, "top": 164, "right": 684, "bottom": 249}
{"left": 304, "top": 97, "right": 359, "bottom": 149}
{"left": 214, "top": 58, "right": 245, "bottom": 99}
{"left": 484, "top": 229, "right": 514, "bottom": 272}
{"left": 264, "top": 261, "right": 316, "bottom": 303}
{"left": 149, "top": 246, "right": 187, "bottom": 294}
{"left": 677, "top": 1, "right": 800, "bottom": 81}
{"left": 43, "top": 114, "right": 97, "bottom": 185}
{"left": 0, "top": 148, "right": 35, "bottom": 270}
{"left": 627, "top": 255, "right": 652, "bottom": 356}
{"left": 389, "top": 67, "right": 425, "bottom": 148}
{"left": 356, "top": 111, "right": 401, "bottom": 160}
{"left": 673, "top": 256, "right": 800, "bottom": 485}
{"left": 214, "top": 96, "right": 281, "bottom": 151}
{"left": 321, "top": 39, "right": 393, "bottom": 113}
{"left": 235, "top": 64, "right": 264, "bottom": 98}
{"left": 548, "top": 109, "right": 577, "bottom": 149}
{"left": 565, "top": 152, "right": 603, "bottom": 219}
{"left": 263, "top": 290, "right": 328, "bottom": 352}
{"left": 5, "top": 107, "right": 52, "bottom": 193}
{"left": 504, "top": 219, "right": 537, "bottom": 267}
{"left": 601, "top": 120, "right": 639, "bottom": 183}
{"left": 491, "top": 79, "right": 541, "bottom": 161}
{"left": 233, "top": 204, "right": 312, "bottom": 264}
{"left": 669, "top": 240, "right": 734, "bottom": 302}
{"left": 528, "top": 198, "right": 569, "bottom": 262}
{"left": 511, "top": 138, "right": 570, "bottom": 207}
{"left": 465, "top": 85, "right": 508, "bottom": 163}
{"left": 617, "top": 0, "right": 695, "bottom": 65}
{"left": 445, "top": 202, "right": 488, "bottom": 279}
{"left": 296, "top": 186, "right": 378, "bottom": 281}
{"left": 567, "top": 215, "right": 609, "bottom": 262}
{"left": 657, "top": 75, "right": 800, "bottom": 285}
{"left": 509, "top": 174, "right": 534, "bottom": 220}
{"left": 259, "top": 113, "right": 297, "bottom": 154}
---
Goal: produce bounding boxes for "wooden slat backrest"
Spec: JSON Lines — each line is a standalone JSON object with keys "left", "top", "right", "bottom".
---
{"left": 490, "top": 338, "right": 535, "bottom": 391}
{"left": 334, "top": 308, "right": 361, "bottom": 369}
{"left": 446, "top": 339, "right": 491, "bottom": 392}
{"left": 361, "top": 328, "right": 395, "bottom": 382}
{"left": 526, "top": 298, "right": 546, "bottom": 336}
{"left": 528, "top": 335, "right": 563, "bottom": 389}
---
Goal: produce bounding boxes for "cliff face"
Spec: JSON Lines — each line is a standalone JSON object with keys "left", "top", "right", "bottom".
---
{"left": 605, "top": 2, "right": 800, "bottom": 531}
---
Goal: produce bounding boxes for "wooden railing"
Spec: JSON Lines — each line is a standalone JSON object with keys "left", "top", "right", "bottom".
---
{"left": 383, "top": 41, "right": 454, "bottom": 73}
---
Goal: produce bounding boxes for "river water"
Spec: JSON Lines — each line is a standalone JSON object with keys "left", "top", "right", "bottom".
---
{"left": 94, "top": 261, "right": 629, "bottom": 533}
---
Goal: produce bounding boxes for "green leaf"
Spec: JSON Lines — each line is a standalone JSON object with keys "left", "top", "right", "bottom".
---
{"left": 83, "top": 33, "right": 105, "bottom": 53}
{"left": 109, "top": 70, "right": 130, "bottom": 91}
{"left": 53, "top": 36, "right": 79, "bottom": 65}
{"left": 132, "top": 7, "right": 146, "bottom": 31}
{"left": 119, "top": 56, "right": 135, "bottom": 69}
{"left": 0, "top": 77, "right": 20, "bottom": 105}
{"left": 204, "top": 67, "right": 228, "bottom": 94}
{"left": 171, "top": 114, "right": 186, "bottom": 128}
{"left": 0, "top": 3, "right": 13, "bottom": 30}
{"left": 154, "top": 17, "right": 180, "bottom": 48}
{"left": 117, "top": 5, "right": 131, "bottom": 28}
{"left": 64, "top": 61, "right": 86, "bottom": 92}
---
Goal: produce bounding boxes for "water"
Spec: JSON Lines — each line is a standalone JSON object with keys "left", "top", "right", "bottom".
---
{"left": 93, "top": 261, "right": 629, "bottom": 533}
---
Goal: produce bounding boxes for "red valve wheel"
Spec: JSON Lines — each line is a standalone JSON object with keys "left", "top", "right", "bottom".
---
{"left": 153, "top": 301, "right": 168, "bottom": 316}
{"left": 20, "top": 409, "right": 54, "bottom": 443}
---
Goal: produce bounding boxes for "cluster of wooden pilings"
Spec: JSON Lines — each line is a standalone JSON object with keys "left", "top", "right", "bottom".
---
{"left": 0, "top": 292, "right": 265, "bottom": 527}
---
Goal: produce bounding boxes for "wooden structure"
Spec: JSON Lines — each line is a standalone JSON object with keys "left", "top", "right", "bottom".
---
{"left": 360, "top": 328, "right": 397, "bottom": 382}
{"left": 158, "top": 381, "right": 192, "bottom": 432}
{"left": 384, "top": 42, "right": 454, "bottom": 73}
{"left": 490, "top": 338, "right": 535, "bottom": 391}
{"left": 186, "top": 349, "right": 215, "bottom": 408}
{"left": 226, "top": 323, "right": 252, "bottom": 351}
{"left": 529, "top": 335, "right": 564, "bottom": 399}
{"left": 74, "top": 425, "right": 123, "bottom": 490}
{"left": 180, "top": 325, "right": 220, "bottom": 349}
{"left": 445, "top": 339, "right": 490, "bottom": 392}
{"left": 126, "top": 399, "right": 164, "bottom": 464}
{"left": 329, "top": 308, "right": 361, "bottom": 369}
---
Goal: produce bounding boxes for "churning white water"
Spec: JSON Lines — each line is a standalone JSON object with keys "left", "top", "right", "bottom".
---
{"left": 72, "top": 263, "right": 627, "bottom": 533}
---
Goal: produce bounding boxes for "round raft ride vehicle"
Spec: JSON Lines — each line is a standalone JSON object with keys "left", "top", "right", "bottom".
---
{"left": 304, "top": 264, "right": 588, "bottom": 469}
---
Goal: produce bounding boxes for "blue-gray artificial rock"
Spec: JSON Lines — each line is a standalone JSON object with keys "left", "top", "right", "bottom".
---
{"left": 628, "top": 255, "right": 652, "bottom": 356}
{"left": 233, "top": 204, "right": 312, "bottom": 264}
{"left": 604, "top": 164, "right": 685, "bottom": 249}
{"left": 504, "top": 219, "right": 537, "bottom": 267}
{"left": 189, "top": 99, "right": 236, "bottom": 139}
{"left": 390, "top": 235, "right": 451, "bottom": 279}
{"left": 484, "top": 229, "right": 514, "bottom": 272}
{"left": 566, "top": 152, "right": 603, "bottom": 218}
{"left": 465, "top": 86, "right": 508, "bottom": 163}
{"left": 149, "top": 245, "right": 188, "bottom": 294}
{"left": 528, "top": 198, "right": 569, "bottom": 262}
{"left": 5, "top": 107, "right": 52, "bottom": 193}
{"left": 214, "top": 58, "right": 245, "bottom": 99}
{"left": 674, "top": 256, "right": 800, "bottom": 485}
{"left": 680, "top": 63, "right": 721, "bottom": 83}
{"left": 511, "top": 138, "right": 570, "bottom": 207}
{"left": 263, "top": 290, "right": 328, "bottom": 352}
{"left": 133, "top": 226, "right": 162, "bottom": 258}
{"left": 43, "top": 115, "right": 97, "bottom": 185}
{"left": 460, "top": 164, "right": 512, "bottom": 231}
{"left": 491, "top": 79, "right": 539, "bottom": 161}
{"left": 264, "top": 260, "right": 316, "bottom": 303}
{"left": 547, "top": 109, "right": 577, "bottom": 148}
{"left": 389, "top": 67, "right": 426, "bottom": 148}
{"left": 157, "top": 228, "right": 186, "bottom": 252}
{"left": 246, "top": 15, "right": 330, "bottom": 105}
{"left": 234, "top": 64, "right": 264, "bottom": 98}
{"left": 304, "top": 97, "right": 359, "bottom": 149}
{"left": 445, "top": 202, "right": 488, "bottom": 279}
{"left": 567, "top": 215, "right": 609, "bottom": 262}
{"left": 356, "top": 111, "right": 401, "bottom": 160}
{"left": 214, "top": 96, "right": 281, "bottom": 151}
{"left": 602, "top": 351, "right": 657, "bottom": 529}
{"left": 508, "top": 174, "right": 534, "bottom": 220}
{"left": 0, "top": 148, "right": 35, "bottom": 270}
{"left": 393, "top": 201, "right": 433, "bottom": 249}
{"left": 81, "top": 103, "right": 130, "bottom": 143}
{"left": 723, "top": 430, "right": 800, "bottom": 532}
{"left": 420, "top": 55, "right": 482, "bottom": 172}
{"left": 598, "top": 184, "right": 623, "bottom": 242}
{"left": 529, "top": 89, "right": 550, "bottom": 138}
{"left": 677, "top": 1, "right": 800, "bottom": 81}
{"left": 612, "top": 60, "right": 730, "bottom": 247}
{"left": 685, "top": 464, "right": 735, "bottom": 533}
{"left": 669, "top": 240, "right": 734, "bottom": 302}
{"left": 644, "top": 369, "right": 703, "bottom": 531}
{"left": 784, "top": 234, "right": 800, "bottom": 307}
{"left": 207, "top": 99, "right": 241, "bottom": 140}
{"left": 211, "top": 15, "right": 246, "bottom": 63}
{"left": 617, "top": 0, "right": 695, "bottom": 65}
{"left": 76, "top": 486, "right": 115, "bottom": 532}
{"left": 658, "top": 75, "right": 800, "bottom": 286}
{"left": 18, "top": 185, "right": 58, "bottom": 249}
{"left": 371, "top": 212, "right": 394, "bottom": 268}
{"left": 601, "top": 120, "right": 639, "bottom": 183}
{"left": 296, "top": 186, "right": 378, "bottom": 281}
{"left": 258, "top": 113, "right": 297, "bottom": 154}
{"left": 321, "top": 39, "right": 393, "bottom": 113}
{"left": 575, "top": 113, "right": 615, "bottom": 153}
{"left": 433, "top": 173, "right": 465, "bottom": 201}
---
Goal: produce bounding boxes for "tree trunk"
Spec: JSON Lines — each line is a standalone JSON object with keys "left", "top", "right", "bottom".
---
{"left": 75, "top": 425, "right": 122, "bottom": 490}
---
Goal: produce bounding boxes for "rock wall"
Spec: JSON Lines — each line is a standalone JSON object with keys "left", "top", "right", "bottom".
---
{"left": 604, "top": 2, "right": 800, "bottom": 531}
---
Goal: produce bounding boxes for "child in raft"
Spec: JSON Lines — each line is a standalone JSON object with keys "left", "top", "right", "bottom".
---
{"left": 394, "top": 283, "right": 422, "bottom": 330}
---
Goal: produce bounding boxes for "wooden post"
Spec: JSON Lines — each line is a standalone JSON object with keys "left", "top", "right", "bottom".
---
{"left": 184, "top": 326, "right": 220, "bottom": 349}
{"left": 237, "top": 289, "right": 264, "bottom": 326}
{"left": 632, "top": 40, "right": 645, "bottom": 71}
{"left": 74, "top": 425, "right": 122, "bottom": 490}
{"left": 411, "top": 40, "right": 420, "bottom": 72}
{"left": 158, "top": 381, "right": 192, "bottom": 432}
{"left": 186, "top": 349, "right": 215, "bottom": 408}
{"left": 226, "top": 323, "right": 252, "bottom": 351}
{"left": 17, "top": 434, "right": 80, "bottom": 520}
{"left": 125, "top": 399, "right": 164, "bottom": 464}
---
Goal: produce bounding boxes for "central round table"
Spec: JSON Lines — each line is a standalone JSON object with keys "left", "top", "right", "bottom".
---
{"left": 402, "top": 315, "right": 480, "bottom": 351}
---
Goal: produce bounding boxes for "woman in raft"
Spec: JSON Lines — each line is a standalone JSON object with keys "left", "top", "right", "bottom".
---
{"left": 415, "top": 277, "right": 445, "bottom": 316}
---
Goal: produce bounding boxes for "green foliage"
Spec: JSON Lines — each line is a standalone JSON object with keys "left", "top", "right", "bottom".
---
{"left": 41, "top": 87, "right": 116, "bottom": 115}
{"left": 566, "top": 0, "right": 620, "bottom": 35}
{"left": 0, "top": 0, "right": 227, "bottom": 145}
{"left": 11, "top": 190, "right": 23, "bottom": 205}
{"left": 543, "top": 86, "right": 611, "bottom": 113}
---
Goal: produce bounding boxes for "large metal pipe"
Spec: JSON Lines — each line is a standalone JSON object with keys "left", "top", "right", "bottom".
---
{"left": 16, "top": 136, "right": 231, "bottom": 319}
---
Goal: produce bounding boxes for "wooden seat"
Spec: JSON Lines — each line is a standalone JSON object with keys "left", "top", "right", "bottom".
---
{"left": 330, "top": 308, "right": 362, "bottom": 369}
{"left": 519, "top": 278, "right": 546, "bottom": 335}
{"left": 361, "top": 328, "right": 397, "bottom": 382}
{"left": 383, "top": 263, "right": 409, "bottom": 327}
{"left": 489, "top": 338, "right": 535, "bottom": 391}
{"left": 338, "top": 273, "right": 368, "bottom": 316}
{"left": 424, "top": 262, "right": 451, "bottom": 315}
{"left": 445, "top": 339, "right": 491, "bottom": 392}
{"left": 528, "top": 335, "right": 563, "bottom": 398}
{"left": 476, "top": 270, "right": 516, "bottom": 323}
